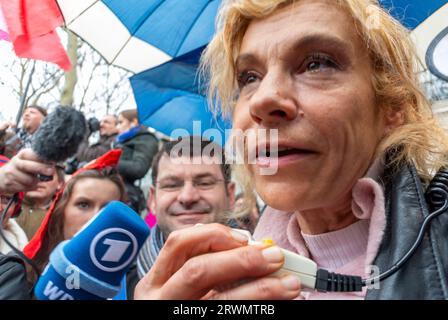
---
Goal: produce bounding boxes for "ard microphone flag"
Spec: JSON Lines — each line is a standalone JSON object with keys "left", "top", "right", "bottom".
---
{"left": 34, "top": 201, "right": 150, "bottom": 300}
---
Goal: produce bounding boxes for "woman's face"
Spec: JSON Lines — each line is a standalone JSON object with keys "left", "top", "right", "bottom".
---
{"left": 63, "top": 178, "right": 122, "bottom": 239}
{"left": 117, "top": 115, "right": 133, "bottom": 134}
{"left": 233, "top": 0, "right": 387, "bottom": 213}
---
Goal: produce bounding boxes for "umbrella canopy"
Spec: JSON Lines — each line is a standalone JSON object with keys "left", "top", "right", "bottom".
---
{"left": 57, "top": 0, "right": 221, "bottom": 73}
{"left": 131, "top": 47, "right": 230, "bottom": 142}
{"left": 381, "top": 0, "right": 448, "bottom": 80}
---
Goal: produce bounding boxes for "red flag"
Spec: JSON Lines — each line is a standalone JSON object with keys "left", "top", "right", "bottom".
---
{"left": 0, "top": 6, "right": 9, "bottom": 41}
{"left": 0, "top": 0, "right": 71, "bottom": 70}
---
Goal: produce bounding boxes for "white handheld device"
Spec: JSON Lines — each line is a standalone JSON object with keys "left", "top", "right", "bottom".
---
{"left": 233, "top": 229, "right": 363, "bottom": 292}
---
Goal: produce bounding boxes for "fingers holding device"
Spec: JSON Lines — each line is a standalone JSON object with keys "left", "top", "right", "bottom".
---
{"left": 134, "top": 224, "right": 302, "bottom": 300}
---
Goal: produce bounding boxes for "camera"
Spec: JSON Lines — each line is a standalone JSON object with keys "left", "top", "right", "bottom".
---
{"left": 87, "top": 117, "right": 100, "bottom": 135}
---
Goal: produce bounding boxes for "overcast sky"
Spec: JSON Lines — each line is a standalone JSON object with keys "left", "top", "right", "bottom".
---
{"left": 0, "top": 38, "right": 137, "bottom": 124}
{"left": 0, "top": 40, "right": 21, "bottom": 122}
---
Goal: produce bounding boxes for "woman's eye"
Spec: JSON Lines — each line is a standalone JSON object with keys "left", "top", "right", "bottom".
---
{"left": 237, "top": 71, "right": 259, "bottom": 88}
{"left": 304, "top": 54, "right": 339, "bottom": 73}
{"left": 76, "top": 202, "right": 89, "bottom": 209}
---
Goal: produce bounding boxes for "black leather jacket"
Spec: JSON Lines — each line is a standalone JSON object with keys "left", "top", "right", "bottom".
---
{"left": 366, "top": 162, "right": 448, "bottom": 299}
{"left": 0, "top": 253, "right": 30, "bottom": 300}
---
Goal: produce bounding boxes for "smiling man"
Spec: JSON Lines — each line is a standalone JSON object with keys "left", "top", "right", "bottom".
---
{"left": 134, "top": 136, "right": 235, "bottom": 279}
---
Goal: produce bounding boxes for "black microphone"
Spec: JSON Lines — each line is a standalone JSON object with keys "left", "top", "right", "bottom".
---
{"left": 31, "top": 106, "right": 87, "bottom": 181}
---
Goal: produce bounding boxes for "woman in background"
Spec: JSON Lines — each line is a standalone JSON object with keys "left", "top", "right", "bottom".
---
{"left": 114, "top": 109, "right": 158, "bottom": 214}
{"left": 24, "top": 150, "right": 126, "bottom": 278}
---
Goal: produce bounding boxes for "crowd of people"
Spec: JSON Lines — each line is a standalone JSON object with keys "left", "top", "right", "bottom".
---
{"left": 1, "top": 0, "right": 448, "bottom": 300}
{"left": 0, "top": 105, "right": 261, "bottom": 299}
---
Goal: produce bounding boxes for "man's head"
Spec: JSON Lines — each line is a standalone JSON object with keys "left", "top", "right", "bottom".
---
{"left": 25, "top": 165, "right": 65, "bottom": 206}
{"left": 149, "top": 136, "right": 234, "bottom": 238}
{"left": 99, "top": 115, "right": 118, "bottom": 137}
{"left": 22, "top": 106, "right": 47, "bottom": 134}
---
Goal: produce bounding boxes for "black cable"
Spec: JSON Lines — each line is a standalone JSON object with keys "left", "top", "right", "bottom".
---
{"left": 0, "top": 195, "right": 40, "bottom": 296}
{"left": 361, "top": 199, "right": 448, "bottom": 286}
{"left": 315, "top": 168, "right": 448, "bottom": 292}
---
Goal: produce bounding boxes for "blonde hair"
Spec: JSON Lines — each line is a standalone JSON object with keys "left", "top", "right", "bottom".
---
{"left": 201, "top": 0, "right": 448, "bottom": 190}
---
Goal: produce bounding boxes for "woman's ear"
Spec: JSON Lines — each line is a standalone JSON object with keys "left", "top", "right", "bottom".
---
{"left": 383, "top": 106, "right": 405, "bottom": 134}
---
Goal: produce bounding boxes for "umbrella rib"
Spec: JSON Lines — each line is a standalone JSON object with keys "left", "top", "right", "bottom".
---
{"left": 59, "top": 0, "right": 100, "bottom": 26}
{"left": 59, "top": 0, "right": 134, "bottom": 71}
{"left": 175, "top": 0, "right": 213, "bottom": 56}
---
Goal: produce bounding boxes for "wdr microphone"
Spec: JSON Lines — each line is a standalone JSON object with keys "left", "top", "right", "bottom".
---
{"left": 34, "top": 201, "right": 150, "bottom": 300}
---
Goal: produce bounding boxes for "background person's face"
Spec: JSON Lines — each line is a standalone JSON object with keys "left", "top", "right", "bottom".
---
{"left": 117, "top": 115, "right": 133, "bottom": 134}
{"left": 63, "top": 177, "right": 121, "bottom": 239}
{"left": 22, "top": 107, "right": 45, "bottom": 134}
{"left": 233, "top": 0, "right": 386, "bottom": 213}
{"left": 150, "top": 155, "right": 235, "bottom": 237}
{"left": 25, "top": 172, "right": 62, "bottom": 203}
{"left": 100, "top": 115, "right": 118, "bottom": 136}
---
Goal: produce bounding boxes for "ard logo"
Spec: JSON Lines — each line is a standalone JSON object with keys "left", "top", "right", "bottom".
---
{"left": 89, "top": 228, "right": 138, "bottom": 272}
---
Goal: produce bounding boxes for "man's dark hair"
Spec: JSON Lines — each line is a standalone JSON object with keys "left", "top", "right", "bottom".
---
{"left": 151, "top": 136, "right": 231, "bottom": 185}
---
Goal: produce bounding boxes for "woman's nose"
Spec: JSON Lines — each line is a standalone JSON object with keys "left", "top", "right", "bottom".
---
{"left": 249, "top": 73, "right": 298, "bottom": 127}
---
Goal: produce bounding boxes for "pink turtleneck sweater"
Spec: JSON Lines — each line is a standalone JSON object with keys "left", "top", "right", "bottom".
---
{"left": 253, "top": 159, "right": 387, "bottom": 300}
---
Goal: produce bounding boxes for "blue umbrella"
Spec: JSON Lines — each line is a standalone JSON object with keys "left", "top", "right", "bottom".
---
{"left": 57, "top": 0, "right": 222, "bottom": 73}
{"left": 133, "top": 0, "right": 448, "bottom": 143}
{"left": 130, "top": 47, "right": 231, "bottom": 142}
{"left": 380, "top": 0, "right": 448, "bottom": 80}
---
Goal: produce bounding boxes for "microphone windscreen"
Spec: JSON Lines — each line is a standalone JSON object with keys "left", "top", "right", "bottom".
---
{"left": 34, "top": 201, "right": 150, "bottom": 300}
{"left": 32, "top": 106, "right": 87, "bottom": 162}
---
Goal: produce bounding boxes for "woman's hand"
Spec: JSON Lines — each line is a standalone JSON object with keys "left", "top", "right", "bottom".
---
{"left": 134, "top": 223, "right": 301, "bottom": 300}
{"left": 0, "top": 149, "right": 55, "bottom": 194}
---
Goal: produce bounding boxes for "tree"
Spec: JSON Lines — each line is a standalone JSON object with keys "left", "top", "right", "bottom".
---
{"left": 60, "top": 30, "right": 78, "bottom": 107}
{"left": 0, "top": 29, "right": 134, "bottom": 122}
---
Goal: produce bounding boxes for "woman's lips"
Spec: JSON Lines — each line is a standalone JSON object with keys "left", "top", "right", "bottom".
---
{"left": 256, "top": 148, "right": 318, "bottom": 168}
{"left": 171, "top": 211, "right": 209, "bottom": 216}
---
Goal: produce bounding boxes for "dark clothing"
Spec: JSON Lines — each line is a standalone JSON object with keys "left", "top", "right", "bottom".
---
{"left": 115, "top": 128, "right": 158, "bottom": 182}
{"left": 114, "top": 127, "right": 158, "bottom": 212}
{"left": 65, "top": 133, "right": 118, "bottom": 174}
{"left": 366, "top": 162, "right": 448, "bottom": 299}
{"left": 0, "top": 130, "right": 12, "bottom": 156}
{"left": 76, "top": 133, "right": 117, "bottom": 166}
{"left": 0, "top": 253, "right": 31, "bottom": 300}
